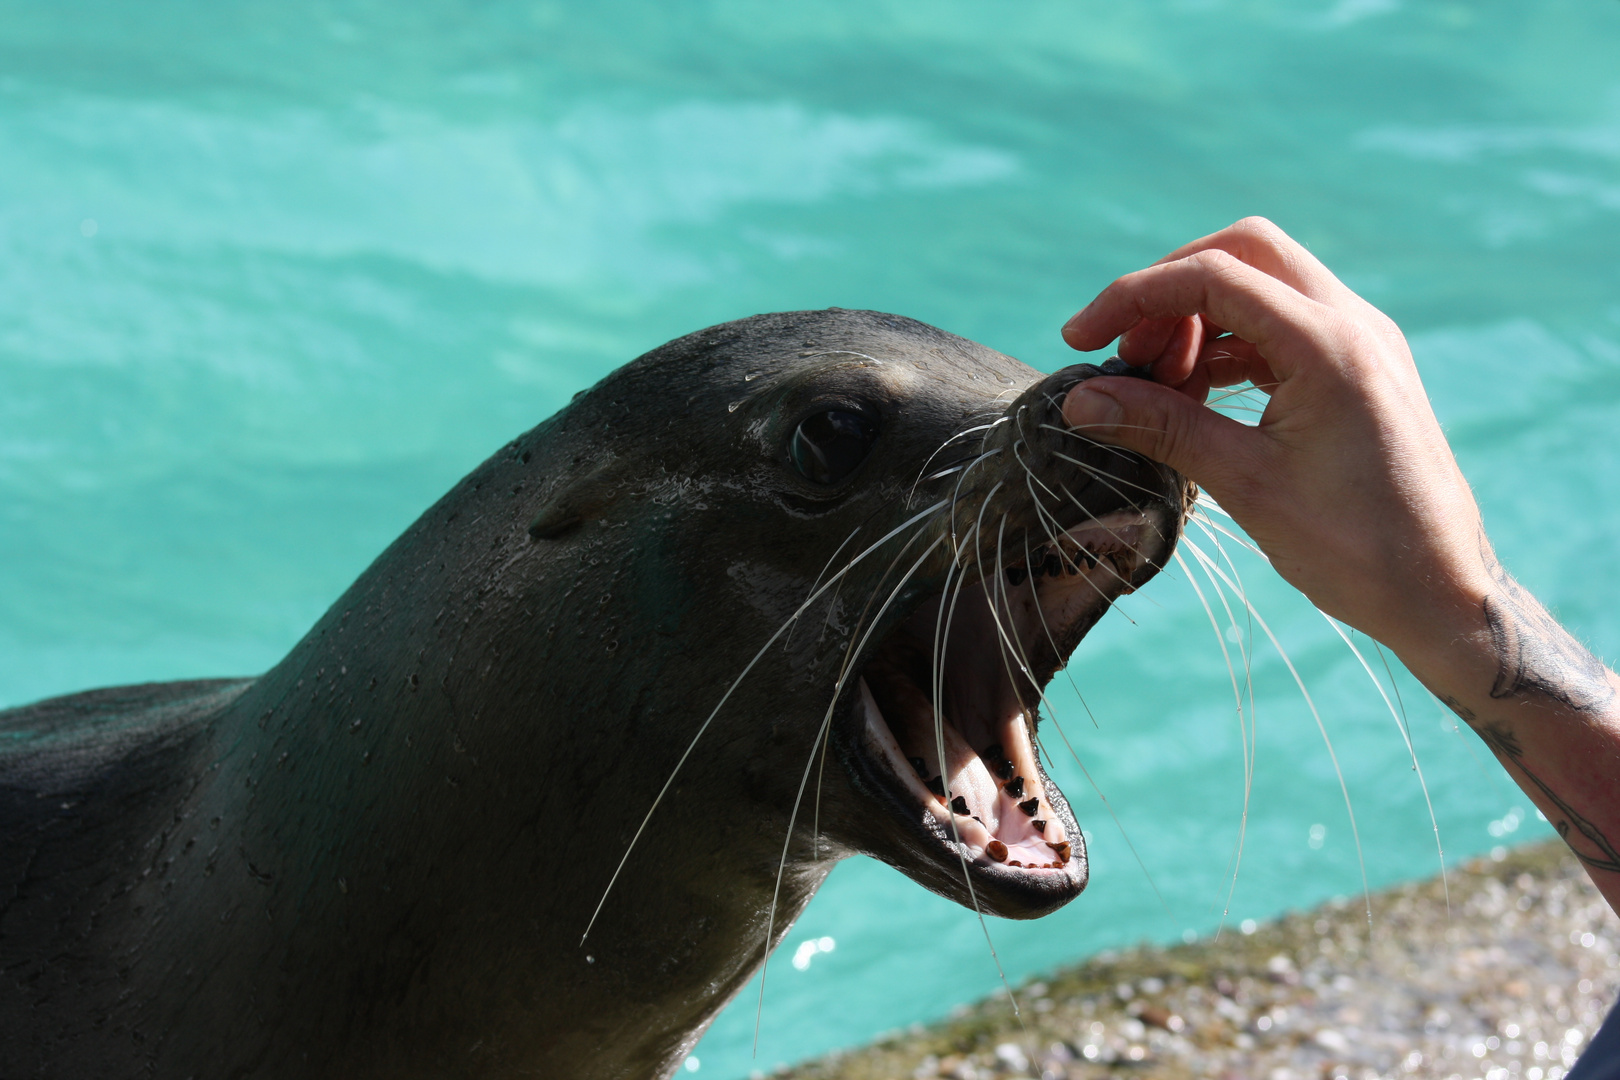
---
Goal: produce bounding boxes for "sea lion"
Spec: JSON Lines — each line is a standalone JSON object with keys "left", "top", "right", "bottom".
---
{"left": 0, "top": 309, "right": 1189, "bottom": 1079}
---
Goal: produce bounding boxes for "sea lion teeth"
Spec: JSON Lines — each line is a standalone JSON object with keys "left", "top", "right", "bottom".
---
{"left": 1004, "top": 776, "right": 1025, "bottom": 798}
{"left": 992, "top": 758, "right": 1015, "bottom": 781}
{"left": 1048, "top": 841, "right": 1072, "bottom": 863}
{"left": 1004, "top": 565, "right": 1028, "bottom": 586}
{"left": 950, "top": 795, "right": 969, "bottom": 815}
{"left": 1031, "top": 819, "right": 1046, "bottom": 832}
{"left": 926, "top": 776, "right": 946, "bottom": 799}
{"left": 985, "top": 840, "right": 1008, "bottom": 862}
{"left": 1019, "top": 798, "right": 1039, "bottom": 816}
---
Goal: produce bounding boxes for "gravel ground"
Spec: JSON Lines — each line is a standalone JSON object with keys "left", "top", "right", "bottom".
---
{"left": 775, "top": 841, "right": 1619, "bottom": 1080}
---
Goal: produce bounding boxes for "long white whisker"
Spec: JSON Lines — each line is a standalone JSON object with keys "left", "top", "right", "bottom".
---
{"left": 1050, "top": 449, "right": 1174, "bottom": 505}
{"left": 1004, "top": 428, "right": 1148, "bottom": 598}
{"left": 1033, "top": 420, "right": 1142, "bottom": 465}
{"left": 1184, "top": 518, "right": 1261, "bottom": 930}
{"left": 929, "top": 517, "right": 1023, "bottom": 1023}
{"left": 1321, "top": 617, "right": 1449, "bottom": 916}
{"left": 753, "top": 532, "right": 947, "bottom": 1050}
{"left": 580, "top": 498, "right": 949, "bottom": 945}
{"left": 909, "top": 417, "right": 1009, "bottom": 500}
{"left": 811, "top": 520, "right": 941, "bottom": 858}
{"left": 978, "top": 525, "right": 1177, "bottom": 924}
{"left": 946, "top": 449, "right": 1002, "bottom": 555}
{"left": 1019, "top": 470, "right": 1137, "bottom": 624}
{"left": 1182, "top": 539, "right": 1374, "bottom": 930}
{"left": 1175, "top": 546, "right": 1256, "bottom": 935}
{"left": 788, "top": 522, "right": 867, "bottom": 649}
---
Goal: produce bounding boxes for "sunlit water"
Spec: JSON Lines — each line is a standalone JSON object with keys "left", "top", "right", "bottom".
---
{"left": 2, "top": 2, "right": 1618, "bottom": 1075}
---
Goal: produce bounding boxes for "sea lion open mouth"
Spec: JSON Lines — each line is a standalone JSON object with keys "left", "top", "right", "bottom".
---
{"left": 825, "top": 368, "right": 1187, "bottom": 921}
{"left": 853, "top": 510, "right": 1156, "bottom": 885}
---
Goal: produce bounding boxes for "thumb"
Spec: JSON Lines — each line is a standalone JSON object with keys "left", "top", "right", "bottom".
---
{"left": 1061, "top": 376, "right": 1258, "bottom": 497}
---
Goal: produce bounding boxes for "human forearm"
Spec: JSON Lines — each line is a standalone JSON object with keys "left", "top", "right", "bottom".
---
{"left": 1395, "top": 550, "right": 1620, "bottom": 913}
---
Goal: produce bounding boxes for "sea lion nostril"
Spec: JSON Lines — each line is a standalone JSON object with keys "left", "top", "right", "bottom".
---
{"left": 1098, "top": 356, "right": 1150, "bottom": 379}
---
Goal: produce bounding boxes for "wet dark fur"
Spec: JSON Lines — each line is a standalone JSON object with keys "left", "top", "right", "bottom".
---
{"left": 0, "top": 310, "right": 1185, "bottom": 1079}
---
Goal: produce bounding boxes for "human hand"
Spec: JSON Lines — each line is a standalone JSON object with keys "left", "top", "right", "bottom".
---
{"left": 1058, "top": 217, "right": 1490, "bottom": 662}
{"left": 1063, "top": 219, "right": 1620, "bottom": 920}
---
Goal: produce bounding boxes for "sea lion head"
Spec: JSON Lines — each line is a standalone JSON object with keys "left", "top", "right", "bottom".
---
{"left": 522, "top": 308, "right": 1190, "bottom": 925}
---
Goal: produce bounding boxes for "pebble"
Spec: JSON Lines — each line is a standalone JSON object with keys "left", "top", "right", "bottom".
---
{"left": 777, "top": 841, "right": 1620, "bottom": 1080}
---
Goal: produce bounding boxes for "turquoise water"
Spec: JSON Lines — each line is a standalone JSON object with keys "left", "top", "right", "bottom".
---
{"left": 3, "top": 1, "right": 1619, "bottom": 1074}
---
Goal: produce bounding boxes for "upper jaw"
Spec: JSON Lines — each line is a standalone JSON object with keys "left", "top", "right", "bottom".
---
{"left": 836, "top": 508, "right": 1171, "bottom": 917}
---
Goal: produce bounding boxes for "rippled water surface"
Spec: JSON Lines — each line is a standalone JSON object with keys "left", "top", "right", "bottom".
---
{"left": 3, "top": 2, "right": 1619, "bottom": 1075}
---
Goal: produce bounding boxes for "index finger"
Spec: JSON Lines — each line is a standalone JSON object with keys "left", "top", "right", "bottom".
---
{"left": 1061, "top": 249, "right": 1334, "bottom": 384}
{"left": 1147, "top": 216, "right": 1354, "bottom": 310}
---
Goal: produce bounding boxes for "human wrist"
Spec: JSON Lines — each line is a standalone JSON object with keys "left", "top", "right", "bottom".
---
{"left": 1353, "top": 570, "right": 1498, "bottom": 700}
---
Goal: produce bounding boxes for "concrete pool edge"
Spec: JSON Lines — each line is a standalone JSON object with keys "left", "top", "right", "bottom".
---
{"left": 775, "top": 840, "right": 1617, "bottom": 1080}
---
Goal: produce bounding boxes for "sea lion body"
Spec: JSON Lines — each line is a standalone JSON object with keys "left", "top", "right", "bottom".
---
{"left": 0, "top": 310, "right": 1188, "bottom": 1078}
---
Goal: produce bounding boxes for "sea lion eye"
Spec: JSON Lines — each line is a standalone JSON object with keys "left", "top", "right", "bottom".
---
{"left": 789, "top": 409, "right": 878, "bottom": 485}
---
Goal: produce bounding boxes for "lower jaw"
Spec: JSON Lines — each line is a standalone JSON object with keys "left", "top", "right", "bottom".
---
{"left": 855, "top": 677, "right": 1076, "bottom": 875}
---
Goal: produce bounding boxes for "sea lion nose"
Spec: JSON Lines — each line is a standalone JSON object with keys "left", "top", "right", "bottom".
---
{"left": 1041, "top": 357, "right": 1151, "bottom": 401}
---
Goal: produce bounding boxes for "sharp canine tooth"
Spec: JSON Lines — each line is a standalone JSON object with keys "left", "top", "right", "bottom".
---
{"left": 1004, "top": 776, "right": 1025, "bottom": 798}
{"left": 1019, "top": 798, "right": 1039, "bottom": 816}
{"left": 1032, "top": 819, "right": 1047, "bottom": 832}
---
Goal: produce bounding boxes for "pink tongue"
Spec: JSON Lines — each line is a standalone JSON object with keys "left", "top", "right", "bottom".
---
{"left": 939, "top": 722, "right": 1001, "bottom": 833}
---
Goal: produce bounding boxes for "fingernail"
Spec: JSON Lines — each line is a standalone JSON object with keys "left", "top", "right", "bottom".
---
{"left": 1060, "top": 305, "right": 1095, "bottom": 344}
{"left": 1062, "top": 384, "right": 1122, "bottom": 431}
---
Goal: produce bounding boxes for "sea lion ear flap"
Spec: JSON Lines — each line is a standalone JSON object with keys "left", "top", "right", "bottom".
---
{"left": 527, "top": 459, "right": 620, "bottom": 541}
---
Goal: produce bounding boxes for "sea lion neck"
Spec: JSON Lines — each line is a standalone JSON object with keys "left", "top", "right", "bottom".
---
{"left": 179, "top": 393, "right": 846, "bottom": 1074}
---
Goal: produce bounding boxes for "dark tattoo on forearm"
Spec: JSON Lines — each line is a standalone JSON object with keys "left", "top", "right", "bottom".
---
{"left": 1482, "top": 540, "right": 1614, "bottom": 711}
{"left": 1476, "top": 722, "right": 1620, "bottom": 874}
